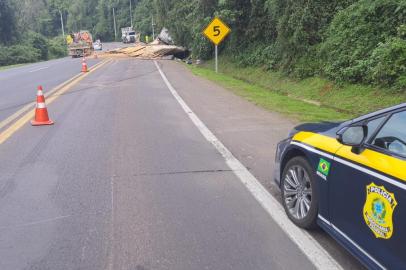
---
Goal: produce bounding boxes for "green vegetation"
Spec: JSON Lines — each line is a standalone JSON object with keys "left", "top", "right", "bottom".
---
{"left": 0, "top": 0, "right": 137, "bottom": 42}
{"left": 133, "top": 0, "right": 405, "bottom": 92}
{"left": 188, "top": 57, "right": 406, "bottom": 122}
{"left": 321, "top": 1, "right": 406, "bottom": 89}
{"left": 0, "top": 1, "right": 70, "bottom": 66}
{"left": 0, "top": 34, "right": 67, "bottom": 66}
{"left": 0, "top": 0, "right": 138, "bottom": 67}
{"left": 0, "top": 63, "right": 27, "bottom": 71}
{"left": 0, "top": 0, "right": 405, "bottom": 94}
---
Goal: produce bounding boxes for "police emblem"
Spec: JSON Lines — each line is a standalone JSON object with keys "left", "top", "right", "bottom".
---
{"left": 363, "top": 183, "right": 397, "bottom": 239}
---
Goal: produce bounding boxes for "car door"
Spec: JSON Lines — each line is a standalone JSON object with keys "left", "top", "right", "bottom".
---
{"left": 328, "top": 110, "right": 406, "bottom": 269}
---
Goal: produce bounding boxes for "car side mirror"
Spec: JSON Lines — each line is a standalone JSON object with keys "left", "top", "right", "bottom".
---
{"left": 337, "top": 125, "right": 368, "bottom": 154}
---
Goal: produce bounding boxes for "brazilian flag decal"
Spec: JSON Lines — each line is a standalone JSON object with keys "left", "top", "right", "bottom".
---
{"left": 317, "top": 158, "right": 331, "bottom": 176}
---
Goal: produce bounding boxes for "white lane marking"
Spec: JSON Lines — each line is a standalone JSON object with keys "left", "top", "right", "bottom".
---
{"left": 108, "top": 176, "right": 115, "bottom": 270}
{"left": 0, "top": 215, "right": 71, "bottom": 229}
{"left": 291, "top": 141, "right": 406, "bottom": 191}
{"left": 28, "top": 66, "right": 50, "bottom": 73}
{"left": 0, "top": 59, "right": 66, "bottom": 78}
{"left": 154, "top": 61, "right": 343, "bottom": 270}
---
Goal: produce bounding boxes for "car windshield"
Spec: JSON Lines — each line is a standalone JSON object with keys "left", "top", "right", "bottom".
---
{"left": 372, "top": 111, "right": 406, "bottom": 157}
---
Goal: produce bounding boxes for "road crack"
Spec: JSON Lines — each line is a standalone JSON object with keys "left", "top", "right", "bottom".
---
{"left": 122, "top": 169, "right": 238, "bottom": 177}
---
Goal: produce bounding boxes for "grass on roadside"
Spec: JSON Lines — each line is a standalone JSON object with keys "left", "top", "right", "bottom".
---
{"left": 188, "top": 64, "right": 350, "bottom": 122}
{"left": 0, "top": 63, "right": 27, "bottom": 71}
{"left": 187, "top": 57, "right": 405, "bottom": 122}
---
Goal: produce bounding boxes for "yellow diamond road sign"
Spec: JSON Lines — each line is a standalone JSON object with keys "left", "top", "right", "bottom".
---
{"left": 203, "top": 17, "right": 231, "bottom": 45}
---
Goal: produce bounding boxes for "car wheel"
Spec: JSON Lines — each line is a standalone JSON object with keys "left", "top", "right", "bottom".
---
{"left": 281, "top": 156, "right": 318, "bottom": 229}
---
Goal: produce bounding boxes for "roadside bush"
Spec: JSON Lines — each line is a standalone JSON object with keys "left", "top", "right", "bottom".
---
{"left": 189, "top": 17, "right": 214, "bottom": 60}
{"left": 190, "top": 34, "right": 213, "bottom": 60}
{"left": 396, "top": 76, "right": 406, "bottom": 90}
{"left": 292, "top": 46, "right": 322, "bottom": 79}
{"left": 232, "top": 44, "right": 268, "bottom": 67}
{"left": 0, "top": 45, "right": 41, "bottom": 66}
{"left": 321, "top": 0, "right": 406, "bottom": 85}
{"left": 8, "top": 45, "right": 41, "bottom": 64}
{"left": 48, "top": 36, "right": 67, "bottom": 59}
{"left": 24, "top": 32, "right": 49, "bottom": 61}
{"left": 0, "top": 46, "right": 8, "bottom": 66}
{"left": 0, "top": 35, "right": 69, "bottom": 67}
{"left": 368, "top": 37, "right": 406, "bottom": 89}
{"left": 231, "top": 43, "right": 280, "bottom": 70}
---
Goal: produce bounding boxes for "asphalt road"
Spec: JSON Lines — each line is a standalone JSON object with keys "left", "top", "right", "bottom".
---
{"left": 0, "top": 57, "right": 100, "bottom": 123}
{"left": 0, "top": 48, "right": 364, "bottom": 269}
{"left": 158, "top": 60, "right": 365, "bottom": 270}
{"left": 0, "top": 41, "right": 127, "bottom": 123}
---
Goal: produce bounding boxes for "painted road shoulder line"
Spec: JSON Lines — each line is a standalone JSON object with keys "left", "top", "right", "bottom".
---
{"left": 0, "top": 59, "right": 112, "bottom": 145}
{"left": 154, "top": 60, "right": 343, "bottom": 270}
{"left": 28, "top": 66, "right": 50, "bottom": 73}
{"left": 0, "top": 59, "right": 111, "bottom": 133}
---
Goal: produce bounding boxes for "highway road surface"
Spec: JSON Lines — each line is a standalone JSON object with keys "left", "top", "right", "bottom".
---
{"left": 0, "top": 42, "right": 125, "bottom": 124}
{"left": 0, "top": 57, "right": 99, "bottom": 123}
{"left": 0, "top": 46, "right": 365, "bottom": 269}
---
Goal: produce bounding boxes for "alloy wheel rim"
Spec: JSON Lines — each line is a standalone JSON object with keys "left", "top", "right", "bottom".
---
{"left": 283, "top": 165, "right": 312, "bottom": 220}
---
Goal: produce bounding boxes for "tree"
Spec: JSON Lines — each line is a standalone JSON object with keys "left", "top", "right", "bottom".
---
{"left": 0, "top": 0, "right": 17, "bottom": 44}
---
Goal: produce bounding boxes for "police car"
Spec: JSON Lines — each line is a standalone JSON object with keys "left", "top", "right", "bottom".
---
{"left": 274, "top": 103, "right": 406, "bottom": 269}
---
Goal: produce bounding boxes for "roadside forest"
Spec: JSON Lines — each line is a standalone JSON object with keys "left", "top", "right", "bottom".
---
{"left": 0, "top": 0, "right": 405, "bottom": 90}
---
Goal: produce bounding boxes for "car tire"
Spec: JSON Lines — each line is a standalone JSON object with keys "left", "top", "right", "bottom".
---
{"left": 281, "top": 156, "right": 318, "bottom": 229}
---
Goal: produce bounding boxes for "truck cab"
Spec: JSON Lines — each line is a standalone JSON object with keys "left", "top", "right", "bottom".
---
{"left": 121, "top": 27, "right": 137, "bottom": 43}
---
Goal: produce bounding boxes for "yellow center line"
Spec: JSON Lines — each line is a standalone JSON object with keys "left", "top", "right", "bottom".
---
{"left": 0, "top": 59, "right": 112, "bottom": 145}
{"left": 0, "top": 60, "right": 110, "bottom": 132}
{"left": 0, "top": 102, "right": 35, "bottom": 131}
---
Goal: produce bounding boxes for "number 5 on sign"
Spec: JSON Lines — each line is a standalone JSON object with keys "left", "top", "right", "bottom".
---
{"left": 203, "top": 17, "right": 231, "bottom": 73}
{"left": 203, "top": 17, "right": 231, "bottom": 45}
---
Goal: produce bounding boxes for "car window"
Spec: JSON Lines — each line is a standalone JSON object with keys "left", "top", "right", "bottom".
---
{"left": 366, "top": 116, "right": 386, "bottom": 141}
{"left": 372, "top": 111, "right": 406, "bottom": 157}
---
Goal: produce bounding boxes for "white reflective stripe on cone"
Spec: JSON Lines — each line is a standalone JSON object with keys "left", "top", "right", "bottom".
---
{"left": 37, "top": 91, "right": 44, "bottom": 96}
{"left": 37, "top": 103, "right": 46, "bottom": 109}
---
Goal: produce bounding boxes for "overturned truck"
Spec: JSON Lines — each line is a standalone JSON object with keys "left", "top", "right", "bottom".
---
{"left": 106, "top": 43, "right": 187, "bottom": 59}
{"left": 102, "top": 28, "right": 189, "bottom": 60}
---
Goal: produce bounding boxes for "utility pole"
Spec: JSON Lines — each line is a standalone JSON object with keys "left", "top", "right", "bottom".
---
{"left": 59, "top": 10, "right": 65, "bottom": 37}
{"left": 152, "top": 15, "right": 155, "bottom": 40}
{"left": 129, "top": 0, "right": 133, "bottom": 28}
{"left": 113, "top": 7, "right": 117, "bottom": 40}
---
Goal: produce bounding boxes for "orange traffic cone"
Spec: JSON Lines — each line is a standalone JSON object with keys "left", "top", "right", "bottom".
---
{"left": 31, "top": 86, "right": 54, "bottom": 126}
{"left": 81, "top": 57, "right": 88, "bottom": 72}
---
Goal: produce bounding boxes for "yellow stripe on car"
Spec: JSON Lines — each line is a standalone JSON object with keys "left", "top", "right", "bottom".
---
{"left": 293, "top": 131, "right": 343, "bottom": 155}
{"left": 293, "top": 131, "right": 406, "bottom": 182}
{"left": 336, "top": 146, "right": 406, "bottom": 182}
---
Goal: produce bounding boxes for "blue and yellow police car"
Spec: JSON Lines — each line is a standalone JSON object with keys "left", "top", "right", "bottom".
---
{"left": 274, "top": 103, "right": 406, "bottom": 269}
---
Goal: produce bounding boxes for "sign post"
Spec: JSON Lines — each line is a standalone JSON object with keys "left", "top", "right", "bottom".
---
{"left": 203, "top": 17, "right": 231, "bottom": 73}
{"left": 215, "top": 45, "right": 218, "bottom": 73}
